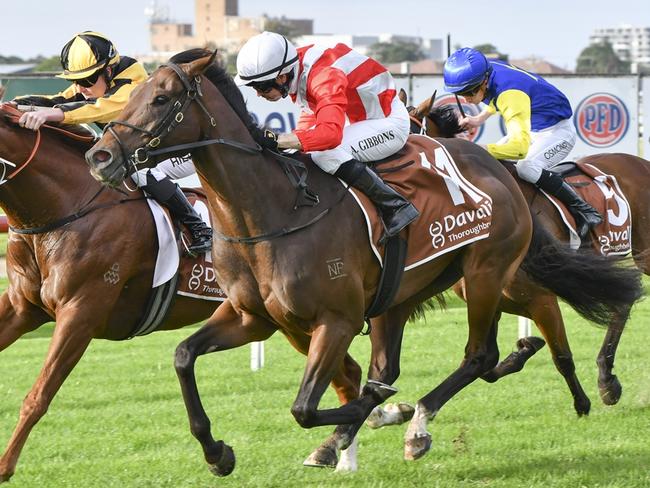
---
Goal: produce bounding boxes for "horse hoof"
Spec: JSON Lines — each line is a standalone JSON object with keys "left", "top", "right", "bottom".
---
{"left": 575, "top": 398, "right": 591, "bottom": 417}
{"left": 517, "top": 336, "right": 546, "bottom": 352}
{"left": 404, "top": 433, "right": 432, "bottom": 461}
{"left": 366, "top": 402, "right": 415, "bottom": 429}
{"left": 0, "top": 472, "right": 13, "bottom": 484}
{"left": 599, "top": 376, "right": 622, "bottom": 406}
{"left": 303, "top": 446, "right": 338, "bottom": 468}
{"left": 207, "top": 444, "right": 236, "bottom": 477}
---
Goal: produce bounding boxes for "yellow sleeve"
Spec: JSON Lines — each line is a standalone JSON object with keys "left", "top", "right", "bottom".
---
{"left": 485, "top": 89, "right": 531, "bottom": 160}
{"left": 485, "top": 100, "right": 497, "bottom": 115}
{"left": 59, "top": 82, "right": 138, "bottom": 125}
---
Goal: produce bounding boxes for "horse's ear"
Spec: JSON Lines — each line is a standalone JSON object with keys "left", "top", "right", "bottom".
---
{"left": 414, "top": 91, "right": 435, "bottom": 119}
{"left": 187, "top": 49, "right": 218, "bottom": 77}
{"left": 398, "top": 88, "right": 408, "bottom": 106}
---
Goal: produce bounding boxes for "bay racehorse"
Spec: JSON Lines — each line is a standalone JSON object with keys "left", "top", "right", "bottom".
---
{"left": 85, "top": 50, "right": 642, "bottom": 473}
{"left": 0, "top": 103, "right": 368, "bottom": 481}
{"left": 405, "top": 92, "right": 650, "bottom": 410}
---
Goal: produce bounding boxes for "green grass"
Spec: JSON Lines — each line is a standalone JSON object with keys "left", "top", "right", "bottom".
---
{"left": 1, "top": 294, "right": 649, "bottom": 487}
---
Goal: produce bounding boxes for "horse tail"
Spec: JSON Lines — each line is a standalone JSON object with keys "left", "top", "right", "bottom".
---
{"left": 520, "top": 215, "right": 644, "bottom": 326}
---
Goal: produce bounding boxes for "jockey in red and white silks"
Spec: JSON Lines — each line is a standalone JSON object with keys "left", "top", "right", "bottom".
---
{"left": 289, "top": 42, "right": 410, "bottom": 173}
{"left": 235, "top": 31, "right": 418, "bottom": 238}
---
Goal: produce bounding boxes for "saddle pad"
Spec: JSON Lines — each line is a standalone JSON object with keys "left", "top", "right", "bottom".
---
{"left": 147, "top": 188, "right": 226, "bottom": 302}
{"left": 348, "top": 135, "right": 493, "bottom": 270}
{"left": 544, "top": 162, "right": 631, "bottom": 255}
{"left": 175, "top": 190, "right": 227, "bottom": 302}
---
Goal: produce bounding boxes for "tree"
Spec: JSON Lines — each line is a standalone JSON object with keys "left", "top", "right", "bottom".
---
{"left": 368, "top": 41, "right": 425, "bottom": 64}
{"left": 576, "top": 41, "right": 630, "bottom": 74}
{"left": 262, "top": 15, "right": 302, "bottom": 42}
{"left": 473, "top": 43, "right": 508, "bottom": 61}
{"left": 33, "top": 56, "right": 61, "bottom": 72}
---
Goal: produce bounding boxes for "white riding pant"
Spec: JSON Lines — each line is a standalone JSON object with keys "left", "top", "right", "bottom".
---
{"left": 309, "top": 97, "right": 410, "bottom": 174}
{"left": 131, "top": 154, "right": 197, "bottom": 185}
{"left": 507, "top": 119, "right": 577, "bottom": 183}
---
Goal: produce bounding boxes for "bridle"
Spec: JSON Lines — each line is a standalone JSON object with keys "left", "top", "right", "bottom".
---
{"left": 104, "top": 62, "right": 222, "bottom": 175}
{"left": 102, "top": 60, "right": 337, "bottom": 244}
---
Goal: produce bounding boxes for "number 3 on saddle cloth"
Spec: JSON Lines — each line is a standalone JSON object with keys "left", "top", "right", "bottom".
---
{"left": 131, "top": 189, "right": 226, "bottom": 338}
{"left": 539, "top": 163, "right": 632, "bottom": 256}
{"left": 348, "top": 135, "right": 494, "bottom": 272}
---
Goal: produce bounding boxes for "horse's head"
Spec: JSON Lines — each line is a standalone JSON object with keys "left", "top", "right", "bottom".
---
{"left": 86, "top": 50, "right": 218, "bottom": 187}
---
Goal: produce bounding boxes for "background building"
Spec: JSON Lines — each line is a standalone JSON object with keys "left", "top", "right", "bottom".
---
{"left": 147, "top": 0, "right": 312, "bottom": 60}
{"left": 590, "top": 24, "right": 650, "bottom": 73}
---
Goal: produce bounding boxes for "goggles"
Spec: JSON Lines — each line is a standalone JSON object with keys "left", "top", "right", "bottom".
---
{"left": 248, "top": 79, "right": 278, "bottom": 94}
{"left": 73, "top": 69, "right": 104, "bottom": 88}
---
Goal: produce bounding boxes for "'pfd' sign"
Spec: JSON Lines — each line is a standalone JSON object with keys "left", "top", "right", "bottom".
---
{"left": 574, "top": 92, "right": 629, "bottom": 148}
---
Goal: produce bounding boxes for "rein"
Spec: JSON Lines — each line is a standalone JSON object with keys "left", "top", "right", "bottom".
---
{"left": 0, "top": 103, "right": 96, "bottom": 186}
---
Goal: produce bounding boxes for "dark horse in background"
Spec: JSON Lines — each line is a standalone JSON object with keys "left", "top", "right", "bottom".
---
{"left": 0, "top": 104, "right": 368, "bottom": 482}
{"left": 404, "top": 91, "right": 650, "bottom": 411}
{"left": 86, "top": 50, "right": 642, "bottom": 475}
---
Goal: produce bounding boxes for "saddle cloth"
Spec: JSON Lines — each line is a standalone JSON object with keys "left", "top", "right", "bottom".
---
{"left": 347, "top": 135, "right": 493, "bottom": 271}
{"left": 544, "top": 162, "right": 631, "bottom": 255}
{"left": 147, "top": 188, "right": 226, "bottom": 302}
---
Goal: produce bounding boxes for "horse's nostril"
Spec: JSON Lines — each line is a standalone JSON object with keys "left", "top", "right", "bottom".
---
{"left": 92, "top": 149, "right": 112, "bottom": 164}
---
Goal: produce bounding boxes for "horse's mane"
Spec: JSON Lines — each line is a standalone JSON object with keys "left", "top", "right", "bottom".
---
{"left": 169, "top": 49, "right": 266, "bottom": 144}
{"left": 427, "top": 105, "right": 464, "bottom": 138}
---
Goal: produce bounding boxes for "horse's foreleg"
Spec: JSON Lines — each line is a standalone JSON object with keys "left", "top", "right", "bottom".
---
{"left": 0, "top": 312, "right": 93, "bottom": 483}
{"left": 174, "top": 300, "right": 275, "bottom": 478}
{"left": 304, "top": 304, "right": 414, "bottom": 470}
{"left": 0, "top": 293, "right": 49, "bottom": 354}
{"left": 597, "top": 309, "right": 628, "bottom": 405}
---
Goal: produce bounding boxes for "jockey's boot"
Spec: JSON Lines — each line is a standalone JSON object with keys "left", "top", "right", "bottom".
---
{"left": 536, "top": 169, "right": 603, "bottom": 240}
{"left": 334, "top": 159, "right": 419, "bottom": 238}
{"left": 142, "top": 174, "right": 213, "bottom": 254}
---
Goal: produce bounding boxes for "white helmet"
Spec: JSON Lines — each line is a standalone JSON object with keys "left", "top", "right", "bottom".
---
{"left": 234, "top": 31, "right": 299, "bottom": 86}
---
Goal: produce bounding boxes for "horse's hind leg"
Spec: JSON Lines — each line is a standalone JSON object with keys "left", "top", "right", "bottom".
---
{"left": 0, "top": 310, "right": 93, "bottom": 483}
{"left": 174, "top": 300, "right": 276, "bottom": 478}
{"left": 597, "top": 309, "right": 628, "bottom": 405}
{"left": 404, "top": 268, "right": 503, "bottom": 461}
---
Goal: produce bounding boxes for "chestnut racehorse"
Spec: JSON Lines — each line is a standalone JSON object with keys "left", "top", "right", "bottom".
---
{"left": 406, "top": 94, "right": 650, "bottom": 410}
{"left": 86, "top": 50, "right": 642, "bottom": 473}
{"left": 0, "top": 104, "right": 368, "bottom": 481}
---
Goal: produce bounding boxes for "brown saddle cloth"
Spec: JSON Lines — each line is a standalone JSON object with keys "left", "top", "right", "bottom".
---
{"left": 175, "top": 189, "right": 227, "bottom": 302}
{"left": 350, "top": 135, "right": 493, "bottom": 269}
{"left": 543, "top": 162, "right": 631, "bottom": 255}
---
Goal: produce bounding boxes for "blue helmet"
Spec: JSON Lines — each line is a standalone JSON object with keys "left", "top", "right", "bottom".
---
{"left": 443, "top": 48, "right": 490, "bottom": 94}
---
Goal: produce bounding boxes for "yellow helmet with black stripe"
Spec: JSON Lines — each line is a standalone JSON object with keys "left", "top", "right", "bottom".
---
{"left": 58, "top": 31, "right": 120, "bottom": 80}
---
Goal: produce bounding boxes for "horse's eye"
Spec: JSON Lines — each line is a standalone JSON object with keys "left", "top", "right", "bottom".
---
{"left": 153, "top": 95, "right": 169, "bottom": 106}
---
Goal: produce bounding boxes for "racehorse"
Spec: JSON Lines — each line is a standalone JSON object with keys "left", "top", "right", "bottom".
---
{"left": 404, "top": 92, "right": 650, "bottom": 409}
{"left": 85, "top": 49, "right": 642, "bottom": 473}
{"left": 0, "top": 103, "right": 369, "bottom": 481}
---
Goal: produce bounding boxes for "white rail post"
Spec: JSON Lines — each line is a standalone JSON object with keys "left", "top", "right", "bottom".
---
{"left": 250, "top": 341, "right": 265, "bottom": 371}
{"left": 518, "top": 316, "right": 532, "bottom": 339}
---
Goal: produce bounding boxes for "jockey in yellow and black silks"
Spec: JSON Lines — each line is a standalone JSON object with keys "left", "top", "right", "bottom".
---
{"left": 13, "top": 31, "right": 213, "bottom": 255}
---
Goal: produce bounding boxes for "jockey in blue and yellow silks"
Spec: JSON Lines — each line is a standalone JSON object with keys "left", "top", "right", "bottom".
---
{"left": 443, "top": 47, "right": 602, "bottom": 240}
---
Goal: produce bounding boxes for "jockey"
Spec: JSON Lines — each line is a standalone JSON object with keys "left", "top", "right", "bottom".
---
{"left": 13, "top": 31, "right": 212, "bottom": 254}
{"left": 443, "top": 47, "right": 602, "bottom": 240}
{"left": 234, "top": 31, "right": 419, "bottom": 239}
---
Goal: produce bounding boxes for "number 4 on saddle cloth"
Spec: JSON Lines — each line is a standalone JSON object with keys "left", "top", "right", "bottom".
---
{"left": 348, "top": 135, "right": 494, "bottom": 272}
{"left": 131, "top": 188, "right": 226, "bottom": 338}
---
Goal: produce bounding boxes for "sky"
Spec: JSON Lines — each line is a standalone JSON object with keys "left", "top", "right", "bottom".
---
{"left": 3, "top": 0, "right": 650, "bottom": 70}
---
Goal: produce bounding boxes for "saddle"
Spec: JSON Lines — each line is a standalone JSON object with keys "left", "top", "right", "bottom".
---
{"left": 502, "top": 161, "right": 631, "bottom": 255}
